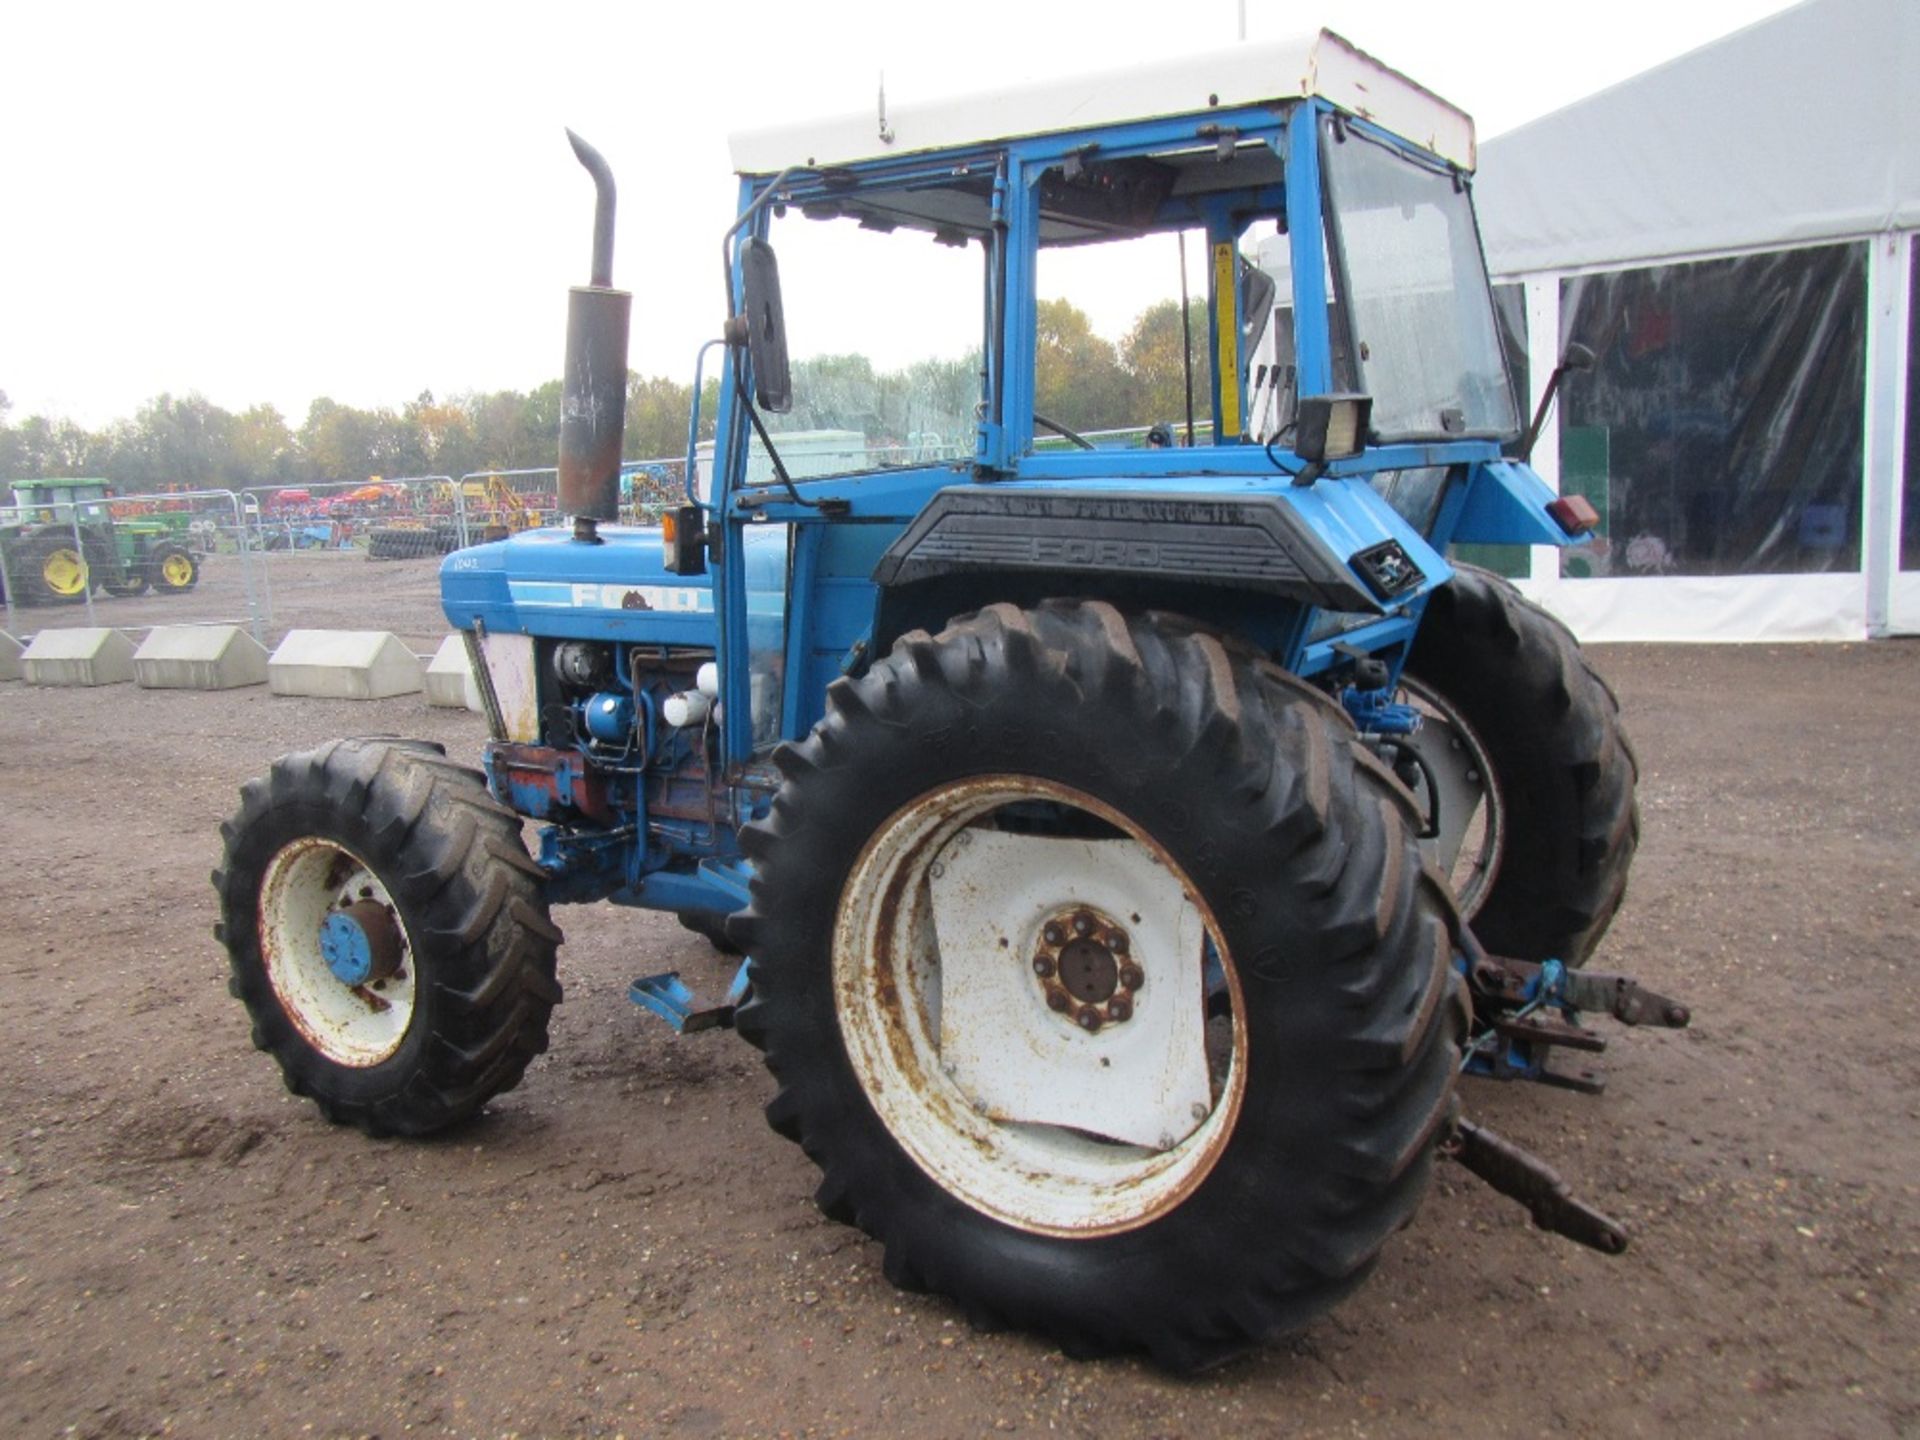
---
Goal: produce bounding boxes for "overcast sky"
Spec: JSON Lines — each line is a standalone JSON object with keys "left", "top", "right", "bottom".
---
{"left": 1, "top": 0, "right": 1803, "bottom": 428}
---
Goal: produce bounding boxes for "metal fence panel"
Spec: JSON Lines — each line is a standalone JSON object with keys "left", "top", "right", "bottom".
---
{"left": 236, "top": 477, "right": 460, "bottom": 654}
{"left": 1, "top": 486, "right": 258, "bottom": 640}
{"left": 1, "top": 460, "right": 706, "bottom": 652}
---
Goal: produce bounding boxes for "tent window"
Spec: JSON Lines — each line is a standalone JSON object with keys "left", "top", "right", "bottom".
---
{"left": 1557, "top": 243, "right": 1867, "bottom": 579}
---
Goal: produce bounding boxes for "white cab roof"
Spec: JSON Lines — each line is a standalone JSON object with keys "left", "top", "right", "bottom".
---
{"left": 729, "top": 31, "right": 1475, "bottom": 177}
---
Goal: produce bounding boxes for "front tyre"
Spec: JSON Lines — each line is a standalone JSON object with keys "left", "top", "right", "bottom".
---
{"left": 735, "top": 602, "right": 1465, "bottom": 1370}
{"left": 214, "top": 739, "right": 563, "bottom": 1136}
{"left": 148, "top": 541, "right": 199, "bottom": 593}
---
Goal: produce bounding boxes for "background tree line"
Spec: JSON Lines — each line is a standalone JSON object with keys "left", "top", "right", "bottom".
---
{"left": 0, "top": 293, "right": 1213, "bottom": 494}
{"left": 0, "top": 375, "right": 720, "bottom": 496}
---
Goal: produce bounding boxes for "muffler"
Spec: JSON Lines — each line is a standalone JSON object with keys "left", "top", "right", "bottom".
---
{"left": 558, "top": 130, "right": 630, "bottom": 540}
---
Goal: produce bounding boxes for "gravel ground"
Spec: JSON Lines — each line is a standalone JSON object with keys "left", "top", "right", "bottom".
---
{"left": 1, "top": 565, "right": 1916, "bottom": 1438}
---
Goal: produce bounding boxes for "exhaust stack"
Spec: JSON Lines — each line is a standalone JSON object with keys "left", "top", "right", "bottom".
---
{"left": 558, "top": 130, "right": 630, "bottom": 541}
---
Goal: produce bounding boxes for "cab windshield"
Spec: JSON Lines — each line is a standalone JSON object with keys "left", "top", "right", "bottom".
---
{"left": 1322, "top": 124, "right": 1518, "bottom": 443}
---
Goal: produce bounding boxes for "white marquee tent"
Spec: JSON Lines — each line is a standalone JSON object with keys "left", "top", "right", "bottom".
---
{"left": 1473, "top": 0, "right": 1919, "bottom": 639}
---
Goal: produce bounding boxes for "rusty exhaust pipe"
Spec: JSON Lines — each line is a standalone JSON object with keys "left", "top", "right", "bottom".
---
{"left": 558, "top": 129, "right": 630, "bottom": 541}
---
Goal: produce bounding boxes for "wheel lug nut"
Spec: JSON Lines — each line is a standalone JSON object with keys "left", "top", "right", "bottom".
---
{"left": 1047, "top": 991, "right": 1070, "bottom": 1013}
{"left": 1119, "top": 964, "right": 1144, "bottom": 990}
{"left": 1076, "top": 1007, "right": 1102, "bottom": 1031}
{"left": 1032, "top": 955, "right": 1054, "bottom": 978}
{"left": 1107, "top": 997, "right": 1131, "bottom": 1023}
{"left": 1042, "top": 923, "right": 1064, "bottom": 947}
{"left": 1072, "top": 912, "right": 1093, "bottom": 936}
{"left": 1109, "top": 931, "right": 1129, "bottom": 955}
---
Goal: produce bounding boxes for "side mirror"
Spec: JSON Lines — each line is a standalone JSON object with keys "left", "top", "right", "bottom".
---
{"left": 736, "top": 237, "right": 792, "bottom": 414}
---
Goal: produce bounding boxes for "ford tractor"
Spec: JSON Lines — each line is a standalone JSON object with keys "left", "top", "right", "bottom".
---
{"left": 216, "top": 32, "right": 1685, "bottom": 1370}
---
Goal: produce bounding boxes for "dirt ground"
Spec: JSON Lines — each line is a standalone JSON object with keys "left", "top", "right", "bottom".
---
{"left": 2, "top": 565, "right": 1916, "bottom": 1438}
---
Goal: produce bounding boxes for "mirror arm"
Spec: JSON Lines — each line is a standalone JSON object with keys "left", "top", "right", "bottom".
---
{"left": 1516, "top": 343, "right": 1595, "bottom": 464}
{"left": 721, "top": 167, "right": 803, "bottom": 323}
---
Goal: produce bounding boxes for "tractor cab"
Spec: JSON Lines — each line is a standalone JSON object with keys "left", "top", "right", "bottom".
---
{"left": 8, "top": 479, "right": 116, "bottom": 524}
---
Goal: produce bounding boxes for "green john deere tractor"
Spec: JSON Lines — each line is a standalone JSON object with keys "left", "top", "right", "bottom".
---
{"left": 1, "top": 480, "right": 200, "bottom": 605}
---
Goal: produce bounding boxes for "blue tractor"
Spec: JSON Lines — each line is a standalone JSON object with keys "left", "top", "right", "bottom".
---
{"left": 216, "top": 33, "right": 1684, "bottom": 1369}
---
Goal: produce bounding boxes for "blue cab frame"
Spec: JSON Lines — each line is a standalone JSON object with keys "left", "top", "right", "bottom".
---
{"left": 700, "top": 98, "right": 1575, "bottom": 772}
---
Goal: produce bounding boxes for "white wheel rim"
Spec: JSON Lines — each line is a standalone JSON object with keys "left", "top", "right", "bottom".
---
{"left": 1399, "top": 676, "right": 1503, "bottom": 920}
{"left": 258, "top": 838, "right": 417, "bottom": 1066}
{"left": 833, "top": 775, "right": 1245, "bottom": 1237}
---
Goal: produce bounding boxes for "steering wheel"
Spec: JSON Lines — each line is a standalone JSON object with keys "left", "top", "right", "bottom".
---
{"left": 1033, "top": 412, "right": 1096, "bottom": 451}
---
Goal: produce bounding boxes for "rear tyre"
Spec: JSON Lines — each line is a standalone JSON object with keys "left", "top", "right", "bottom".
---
{"left": 734, "top": 601, "right": 1465, "bottom": 1370}
{"left": 1403, "top": 565, "right": 1638, "bottom": 965}
{"left": 149, "top": 541, "right": 198, "bottom": 593}
{"left": 214, "top": 738, "right": 564, "bottom": 1136}
{"left": 32, "top": 536, "right": 89, "bottom": 604}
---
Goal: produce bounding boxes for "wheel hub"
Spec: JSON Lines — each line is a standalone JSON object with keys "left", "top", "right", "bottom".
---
{"left": 259, "top": 837, "right": 419, "bottom": 1067}
{"left": 44, "top": 548, "right": 87, "bottom": 593}
{"left": 318, "top": 899, "right": 404, "bottom": 986}
{"left": 1032, "top": 908, "right": 1143, "bottom": 1030}
{"left": 917, "top": 823, "right": 1214, "bottom": 1153}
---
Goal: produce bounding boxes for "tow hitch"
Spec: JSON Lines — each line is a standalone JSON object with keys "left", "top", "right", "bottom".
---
{"left": 1449, "top": 932, "right": 1692, "bottom": 1254}
{"left": 1458, "top": 932, "right": 1691, "bottom": 1093}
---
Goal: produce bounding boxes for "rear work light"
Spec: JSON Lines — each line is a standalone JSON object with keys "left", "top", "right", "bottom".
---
{"left": 1296, "top": 394, "right": 1372, "bottom": 463}
{"left": 1290, "top": 394, "right": 1373, "bottom": 486}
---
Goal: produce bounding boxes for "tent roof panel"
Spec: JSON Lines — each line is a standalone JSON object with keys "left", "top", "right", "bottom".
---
{"left": 1476, "top": 0, "right": 1920, "bottom": 276}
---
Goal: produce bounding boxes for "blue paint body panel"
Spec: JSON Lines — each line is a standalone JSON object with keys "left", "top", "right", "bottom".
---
{"left": 440, "top": 523, "right": 792, "bottom": 647}
{"left": 1452, "top": 460, "right": 1584, "bottom": 547}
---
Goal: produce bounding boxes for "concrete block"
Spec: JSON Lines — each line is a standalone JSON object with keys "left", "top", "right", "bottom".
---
{"left": 134, "top": 625, "right": 269, "bottom": 690}
{"left": 0, "top": 631, "right": 22, "bottom": 681}
{"left": 20, "top": 627, "right": 136, "bottom": 687}
{"left": 424, "top": 633, "right": 484, "bottom": 711}
{"left": 268, "top": 629, "right": 423, "bottom": 701}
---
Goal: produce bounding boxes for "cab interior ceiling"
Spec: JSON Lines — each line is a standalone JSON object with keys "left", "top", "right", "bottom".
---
{"left": 794, "top": 141, "right": 1285, "bottom": 247}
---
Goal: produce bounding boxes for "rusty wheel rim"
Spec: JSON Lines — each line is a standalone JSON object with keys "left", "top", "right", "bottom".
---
{"left": 832, "top": 775, "right": 1246, "bottom": 1238}
{"left": 258, "top": 838, "right": 417, "bottom": 1067}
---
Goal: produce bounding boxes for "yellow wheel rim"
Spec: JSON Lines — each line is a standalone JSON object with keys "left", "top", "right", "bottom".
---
{"left": 160, "top": 552, "right": 194, "bottom": 587}
{"left": 44, "top": 548, "right": 88, "bottom": 595}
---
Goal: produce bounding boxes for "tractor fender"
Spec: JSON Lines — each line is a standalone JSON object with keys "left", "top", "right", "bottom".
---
{"left": 871, "top": 483, "right": 1447, "bottom": 615}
